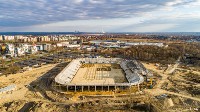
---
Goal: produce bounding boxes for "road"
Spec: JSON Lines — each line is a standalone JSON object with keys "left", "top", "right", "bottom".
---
{"left": 0, "top": 64, "right": 57, "bottom": 104}
{"left": 143, "top": 60, "right": 200, "bottom": 102}
{"left": 168, "top": 56, "right": 181, "bottom": 74}
{"left": 145, "top": 89, "right": 200, "bottom": 102}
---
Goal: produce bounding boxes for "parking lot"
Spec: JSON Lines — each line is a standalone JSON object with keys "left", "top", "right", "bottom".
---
{"left": 13, "top": 52, "right": 105, "bottom": 70}
{"left": 14, "top": 52, "right": 73, "bottom": 68}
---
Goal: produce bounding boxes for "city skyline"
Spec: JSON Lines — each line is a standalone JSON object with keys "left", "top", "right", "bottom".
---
{"left": 0, "top": 0, "right": 200, "bottom": 32}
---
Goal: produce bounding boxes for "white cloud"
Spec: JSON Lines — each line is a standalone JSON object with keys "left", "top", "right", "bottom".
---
{"left": 73, "top": 0, "right": 84, "bottom": 4}
{"left": 0, "top": 0, "right": 199, "bottom": 32}
{"left": 1, "top": 0, "right": 183, "bottom": 27}
{"left": 89, "top": 0, "right": 105, "bottom": 4}
{"left": 166, "top": 0, "right": 183, "bottom": 6}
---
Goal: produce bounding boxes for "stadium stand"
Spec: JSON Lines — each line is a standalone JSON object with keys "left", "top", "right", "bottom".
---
{"left": 55, "top": 58, "right": 150, "bottom": 86}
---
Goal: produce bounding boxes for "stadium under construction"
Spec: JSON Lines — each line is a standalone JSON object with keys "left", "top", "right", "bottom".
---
{"left": 54, "top": 58, "right": 153, "bottom": 92}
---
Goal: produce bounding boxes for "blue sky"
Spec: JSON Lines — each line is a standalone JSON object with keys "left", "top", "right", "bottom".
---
{"left": 0, "top": 0, "right": 200, "bottom": 32}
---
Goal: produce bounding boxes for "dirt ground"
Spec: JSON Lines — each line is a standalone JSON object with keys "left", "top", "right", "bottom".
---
{"left": 71, "top": 64, "right": 127, "bottom": 85}
{"left": 0, "top": 61, "right": 200, "bottom": 111}
{"left": 142, "top": 62, "right": 200, "bottom": 111}
{"left": 0, "top": 64, "right": 57, "bottom": 104}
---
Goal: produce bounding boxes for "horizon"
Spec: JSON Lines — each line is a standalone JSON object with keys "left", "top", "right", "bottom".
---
{"left": 1, "top": 31, "right": 200, "bottom": 33}
{"left": 1, "top": 32, "right": 200, "bottom": 36}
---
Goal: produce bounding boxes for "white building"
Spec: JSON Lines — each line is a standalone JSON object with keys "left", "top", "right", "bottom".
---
{"left": 57, "top": 41, "right": 80, "bottom": 48}
{"left": 59, "top": 35, "right": 80, "bottom": 41}
{"left": 0, "top": 35, "right": 3, "bottom": 41}
{"left": 125, "top": 42, "right": 164, "bottom": 47}
{"left": 6, "top": 44, "right": 15, "bottom": 57}
{"left": 90, "top": 40, "right": 164, "bottom": 48}
{"left": 4, "top": 35, "right": 15, "bottom": 41}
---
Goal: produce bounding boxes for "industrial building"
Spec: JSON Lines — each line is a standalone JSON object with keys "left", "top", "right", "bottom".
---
{"left": 89, "top": 40, "right": 164, "bottom": 48}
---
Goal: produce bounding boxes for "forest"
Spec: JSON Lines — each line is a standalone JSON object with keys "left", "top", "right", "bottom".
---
{"left": 103, "top": 43, "right": 200, "bottom": 65}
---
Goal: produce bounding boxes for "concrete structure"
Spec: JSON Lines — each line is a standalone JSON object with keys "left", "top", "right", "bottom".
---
{"left": 56, "top": 41, "right": 80, "bottom": 48}
{"left": 0, "top": 35, "right": 3, "bottom": 41}
{"left": 0, "top": 35, "right": 80, "bottom": 42}
{"left": 2, "top": 35, "right": 15, "bottom": 41}
{"left": 0, "top": 43, "right": 53, "bottom": 57}
{"left": 0, "top": 84, "right": 16, "bottom": 94}
{"left": 90, "top": 40, "right": 164, "bottom": 48}
{"left": 125, "top": 42, "right": 164, "bottom": 47}
{"left": 15, "top": 46, "right": 26, "bottom": 56}
{"left": 54, "top": 58, "right": 152, "bottom": 92}
{"left": 5, "top": 44, "right": 15, "bottom": 57}
{"left": 36, "top": 44, "right": 52, "bottom": 51}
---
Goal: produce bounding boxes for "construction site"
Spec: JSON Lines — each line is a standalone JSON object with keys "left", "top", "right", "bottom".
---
{"left": 53, "top": 58, "right": 151, "bottom": 92}
{"left": 0, "top": 55, "right": 200, "bottom": 112}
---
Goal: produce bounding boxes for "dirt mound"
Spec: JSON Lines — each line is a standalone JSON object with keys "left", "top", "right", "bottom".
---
{"left": 0, "top": 101, "right": 67, "bottom": 112}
